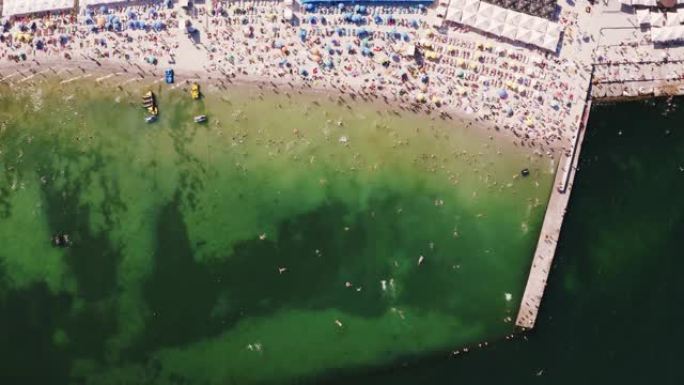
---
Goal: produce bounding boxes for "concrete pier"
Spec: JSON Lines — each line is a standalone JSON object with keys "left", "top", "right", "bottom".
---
{"left": 515, "top": 98, "right": 592, "bottom": 330}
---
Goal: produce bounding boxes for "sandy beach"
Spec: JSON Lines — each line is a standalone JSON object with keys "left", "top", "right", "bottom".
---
{"left": 0, "top": 0, "right": 597, "bottom": 159}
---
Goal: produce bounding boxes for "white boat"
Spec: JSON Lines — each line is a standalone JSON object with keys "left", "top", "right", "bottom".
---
{"left": 194, "top": 115, "right": 207, "bottom": 123}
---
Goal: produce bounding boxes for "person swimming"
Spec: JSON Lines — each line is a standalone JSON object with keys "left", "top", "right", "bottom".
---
{"left": 52, "top": 233, "right": 71, "bottom": 248}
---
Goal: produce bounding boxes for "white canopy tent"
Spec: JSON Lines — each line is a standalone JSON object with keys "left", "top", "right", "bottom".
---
{"left": 2, "top": 0, "right": 75, "bottom": 17}
{"left": 486, "top": 20, "right": 504, "bottom": 35}
{"left": 473, "top": 14, "right": 491, "bottom": 32}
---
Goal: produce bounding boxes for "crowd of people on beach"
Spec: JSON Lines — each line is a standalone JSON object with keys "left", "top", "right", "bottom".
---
{"left": 0, "top": 0, "right": 592, "bottom": 153}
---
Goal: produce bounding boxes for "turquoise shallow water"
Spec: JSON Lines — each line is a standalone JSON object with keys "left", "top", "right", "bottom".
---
{"left": 0, "top": 79, "right": 554, "bottom": 384}
{"left": 317, "top": 97, "right": 684, "bottom": 385}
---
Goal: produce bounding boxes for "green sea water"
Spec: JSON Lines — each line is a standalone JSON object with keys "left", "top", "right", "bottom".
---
{"left": 0, "top": 79, "right": 554, "bottom": 384}
{"left": 318, "top": 98, "right": 684, "bottom": 385}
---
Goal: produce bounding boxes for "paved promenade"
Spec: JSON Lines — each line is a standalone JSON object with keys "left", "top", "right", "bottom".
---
{"left": 515, "top": 98, "right": 592, "bottom": 329}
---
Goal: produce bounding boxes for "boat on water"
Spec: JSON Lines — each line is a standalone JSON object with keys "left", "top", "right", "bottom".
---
{"left": 145, "top": 115, "right": 158, "bottom": 123}
{"left": 191, "top": 83, "right": 200, "bottom": 100}
{"left": 194, "top": 115, "right": 207, "bottom": 123}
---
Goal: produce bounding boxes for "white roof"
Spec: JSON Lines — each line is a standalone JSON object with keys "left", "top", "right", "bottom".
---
{"left": 473, "top": 14, "right": 492, "bottom": 32}
{"left": 542, "top": 33, "right": 559, "bottom": 51}
{"left": 636, "top": 9, "right": 650, "bottom": 25}
{"left": 477, "top": 1, "right": 494, "bottom": 15}
{"left": 461, "top": 10, "right": 478, "bottom": 26}
{"left": 516, "top": 27, "right": 533, "bottom": 42}
{"left": 463, "top": 0, "right": 481, "bottom": 14}
{"left": 81, "top": 0, "right": 127, "bottom": 6}
{"left": 492, "top": 7, "right": 508, "bottom": 23}
{"left": 486, "top": 20, "right": 504, "bottom": 35}
{"left": 651, "top": 26, "right": 684, "bottom": 43}
{"left": 529, "top": 30, "right": 545, "bottom": 46}
{"left": 3, "top": 0, "right": 75, "bottom": 17}
{"left": 446, "top": 8, "right": 463, "bottom": 23}
{"left": 505, "top": 10, "right": 523, "bottom": 26}
{"left": 501, "top": 23, "right": 518, "bottom": 40}
{"left": 530, "top": 17, "right": 548, "bottom": 33}
{"left": 651, "top": 12, "right": 666, "bottom": 27}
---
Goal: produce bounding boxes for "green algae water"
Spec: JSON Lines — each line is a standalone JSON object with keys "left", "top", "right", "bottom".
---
{"left": 0, "top": 78, "right": 554, "bottom": 384}
{"left": 320, "top": 98, "right": 684, "bottom": 385}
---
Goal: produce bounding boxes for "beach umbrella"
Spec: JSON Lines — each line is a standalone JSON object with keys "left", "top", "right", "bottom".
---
{"left": 344, "top": 12, "right": 353, "bottom": 22}
{"left": 411, "top": 19, "right": 419, "bottom": 28}
{"left": 299, "top": 68, "right": 309, "bottom": 77}
{"left": 504, "top": 105, "right": 514, "bottom": 116}
{"left": 127, "top": 10, "right": 137, "bottom": 19}
{"left": 346, "top": 44, "right": 354, "bottom": 52}
{"left": 298, "top": 28, "right": 307, "bottom": 40}
{"left": 359, "top": 6, "right": 367, "bottom": 14}
{"left": 498, "top": 89, "right": 508, "bottom": 99}
{"left": 402, "top": 32, "right": 410, "bottom": 41}
{"left": 324, "top": 58, "right": 333, "bottom": 68}
{"left": 305, "top": 4, "right": 315, "bottom": 12}
{"left": 338, "top": 3, "right": 345, "bottom": 10}
{"left": 100, "top": 6, "right": 107, "bottom": 14}
{"left": 421, "top": 74, "right": 429, "bottom": 83}
{"left": 59, "top": 35, "right": 69, "bottom": 45}
{"left": 374, "top": 15, "right": 383, "bottom": 25}
{"left": 85, "top": 16, "right": 93, "bottom": 25}
{"left": 354, "top": 5, "right": 360, "bottom": 13}
{"left": 274, "top": 40, "right": 284, "bottom": 48}
{"left": 336, "top": 27, "right": 344, "bottom": 36}
{"left": 310, "top": 16, "right": 318, "bottom": 24}
{"left": 128, "top": 20, "right": 136, "bottom": 29}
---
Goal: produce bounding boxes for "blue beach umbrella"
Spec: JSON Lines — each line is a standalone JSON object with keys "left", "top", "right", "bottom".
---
{"left": 411, "top": 19, "right": 419, "bottom": 28}
{"left": 127, "top": 20, "right": 136, "bottom": 29}
{"left": 402, "top": 32, "right": 410, "bottom": 41}
{"left": 310, "top": 16, "right": 318, "bottom": 24}
{"left": 100, "top": 5, "right": 107, "bottom": 14}
{"left": 324, "top": 58, "right": 333, "bottom": 68}
{"left": 127, "top": 10, "right": 136, "bottom": 19}
{"left": 498, "top": 89, "right": 508, "bottom": 99}
{"left": 298, "top": 28, "right": 307, "bottom": 40}
{"left": 338, "top": 3, "right": 345, "bottom": 10}
{"left": 374, "top": 15, "right": 383, "bottom": 24}
{"left": 362, "top": 47, "right": 372, "bottom": 56}
{"left": 359, "top": 6, "right": 367, "bottom": 14}
{"left": 299, "top": 68, "right": 308, "bottom": 77}
{"left": 305, "top": 4, "right": 315, "bottom": 12}
{"left": 421, "top": 74, "right": 429, "bottom": 83}
{"left": 85, "top": 16, "right": 93, "bottom": 24}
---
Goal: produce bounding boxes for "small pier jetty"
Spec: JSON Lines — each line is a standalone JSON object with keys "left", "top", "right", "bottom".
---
{"left": 515, "top": 98, "right": 592, "bottom": 329}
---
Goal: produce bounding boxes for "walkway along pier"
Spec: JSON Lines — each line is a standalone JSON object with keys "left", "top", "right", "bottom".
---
{"left": 515, "top": 97, "right": 593, "bottom": 330}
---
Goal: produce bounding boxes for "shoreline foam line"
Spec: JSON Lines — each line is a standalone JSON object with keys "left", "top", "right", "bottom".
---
{"left": 515, "top": 97, "right": 593, "bottom": 330}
